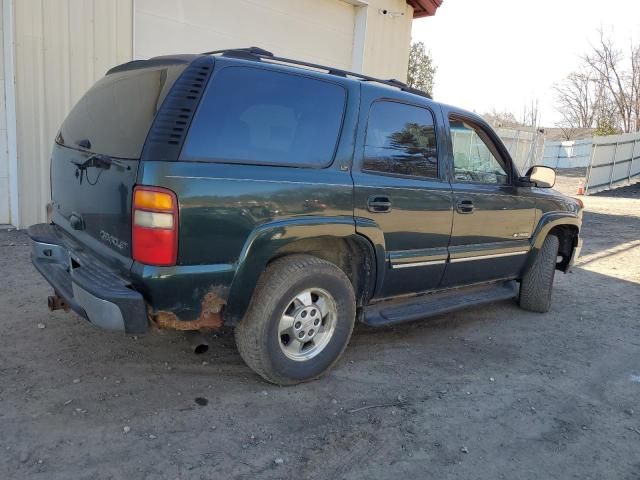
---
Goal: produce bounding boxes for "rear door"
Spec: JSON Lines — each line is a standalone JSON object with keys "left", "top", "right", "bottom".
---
{"left": 440, "top": 113, "right": 536, "bottom": 286}
{"left": 50, "top": 58, "right": 191, "bottom": 271}
{"left": 353, "top": 86, "right": 453, "bottom": 298}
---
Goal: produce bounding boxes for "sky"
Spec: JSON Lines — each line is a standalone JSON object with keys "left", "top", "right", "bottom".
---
{"left": 411, "top": 0, "right": 640, "bottom": 126}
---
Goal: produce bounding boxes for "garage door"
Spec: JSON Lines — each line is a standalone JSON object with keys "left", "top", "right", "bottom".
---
{"left": 135, "top": 0, "right": 356, "bottom": 71}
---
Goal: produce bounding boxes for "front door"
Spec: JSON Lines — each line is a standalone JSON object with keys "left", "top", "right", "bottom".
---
{"left": 353, "top": 91, "right": 453, "bottom": 298}
{"left": 441, "top": 114, "right": 536, "bottom": 286}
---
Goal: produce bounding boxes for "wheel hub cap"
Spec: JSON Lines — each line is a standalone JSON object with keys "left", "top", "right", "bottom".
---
{"left": 278, "top": 288, "right": 337, "bottom": 361}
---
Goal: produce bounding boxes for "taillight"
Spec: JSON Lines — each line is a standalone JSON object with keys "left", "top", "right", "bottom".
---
{"left": 132, "top": 186, "right": 178, "bottom": 266}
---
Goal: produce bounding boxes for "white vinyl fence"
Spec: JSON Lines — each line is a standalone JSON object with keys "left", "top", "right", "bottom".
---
{"left": 541, "top": 139, "right": 592, "bottom": 168}
{"left": 495, "top": 128, "right": 545, "bottom": 174}
{"left": 451, "top": 127, "right": 543, "bottom": 176}
{"left": 584, "top": 132, "right": 640, "bottom": 194}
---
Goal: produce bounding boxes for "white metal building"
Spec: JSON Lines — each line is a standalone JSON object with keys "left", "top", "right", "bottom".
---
{"left": 0, "top": 0, "right": 440, "bottom": 228}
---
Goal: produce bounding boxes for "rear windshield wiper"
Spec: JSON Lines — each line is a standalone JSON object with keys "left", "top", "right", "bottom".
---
{"left": 72, "top": 154, "right": 130, "bottom": 185}
{"left": 73, "top": 153, "right": 110, "bottom": 170}
{"left": 72, "top": 154, "right": 129, "bottom": 170}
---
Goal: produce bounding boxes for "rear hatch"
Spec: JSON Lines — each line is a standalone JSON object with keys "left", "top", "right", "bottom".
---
{"left": 50, "top": 57, "right": 192, "bottom": 270}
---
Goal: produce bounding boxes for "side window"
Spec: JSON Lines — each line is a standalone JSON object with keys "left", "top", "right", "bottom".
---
{"left": 182, "top": 67, "right": 346, "bottom": 167}
{"left": 363, "top": 101, "right": 438, "bottom": 178}
{"left": 449, "top": 118, "right": 509, "bottom": 185}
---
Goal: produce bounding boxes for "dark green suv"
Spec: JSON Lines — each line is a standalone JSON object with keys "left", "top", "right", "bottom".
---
{"left": 29, "top": 48, "right": 583, "bottom": 385}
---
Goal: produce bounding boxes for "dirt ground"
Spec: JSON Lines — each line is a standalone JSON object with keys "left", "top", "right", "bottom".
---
{"left": 1, "top": 173, "right": 639, "bottom": 480}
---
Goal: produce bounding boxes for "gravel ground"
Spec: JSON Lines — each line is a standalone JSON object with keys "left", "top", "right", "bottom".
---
{"left": 1, "top": 173, "right": 639, "bottom": 480}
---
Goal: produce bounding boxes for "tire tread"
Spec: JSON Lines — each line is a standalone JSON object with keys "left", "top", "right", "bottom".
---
{"left": 235, "top": 255, "right": 355, "bottom": 385}
{"left": 519, "top": 234, "right": 559, "bottom": 313}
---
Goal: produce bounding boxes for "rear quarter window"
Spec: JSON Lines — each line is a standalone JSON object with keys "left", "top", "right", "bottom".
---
{"left": 181, "top": 67, "right": 346, "bottom": 167}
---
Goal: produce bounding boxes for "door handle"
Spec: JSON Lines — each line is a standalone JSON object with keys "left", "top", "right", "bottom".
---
{"left": 367, "top": 195, "right": 392, "bottom": 213}
{"left": 456, "top": 199, "right": 474, "bottom": 214}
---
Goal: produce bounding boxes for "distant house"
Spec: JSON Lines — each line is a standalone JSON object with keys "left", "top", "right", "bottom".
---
{"left": 0, "top": 0, "right": 442, "bottom": 228}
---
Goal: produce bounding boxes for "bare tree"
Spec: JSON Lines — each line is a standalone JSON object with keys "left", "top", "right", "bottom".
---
{"left": 553, "top": 68, "right": 618, "bottom": 138}
{"left": 593, "top": 82, "right": 621, "bottom": 135}
{"left": 553, "top": 28, "right": 638, "bottom": 136}
{"left": 557, "top": 125, "right": 579, "bottom": 141}
{"left": 483, "top": 109, "right": 521, "bottom": 128}
{"left": 583, "top": 29, "right": 638, "bottom": 133}
{"left": 521, "top": 98, "right": 540, "bottom": 128}
{"left": 632, "top": 43, "right": 640, "bottom": 132}
{"left": 553, "top": 71, "right": 598, "bottom": 129}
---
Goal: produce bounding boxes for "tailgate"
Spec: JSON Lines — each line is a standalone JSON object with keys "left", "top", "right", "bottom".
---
{"left": 51, "top": 144, "right": 139, "bottom": 265}
{"left": 50, "top": 57, "right": 191, "bottom": 270}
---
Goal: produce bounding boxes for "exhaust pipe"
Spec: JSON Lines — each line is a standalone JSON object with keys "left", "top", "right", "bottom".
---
{"left": 184, "top": 330, "right": 209, "bottom": 355}
{"left": 48, "top": 294, "right": 68, "bottom": 312}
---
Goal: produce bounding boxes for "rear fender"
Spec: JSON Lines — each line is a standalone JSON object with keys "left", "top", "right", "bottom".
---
{"left": 224, "top": 216, "right": 377, "bottom": 324}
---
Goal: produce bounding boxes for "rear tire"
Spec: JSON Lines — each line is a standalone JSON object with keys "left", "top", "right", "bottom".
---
{"left": 234, "top": 254, "right": 356, "bottom": 385}
{"left": 519, "top": 234, "right": 559, "bottom": 313}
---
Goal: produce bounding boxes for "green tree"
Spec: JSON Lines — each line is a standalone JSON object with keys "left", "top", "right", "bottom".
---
{"left": 594, "top": 117, "right": 619, "bottom": 136}
{"left": 407, "top": 42, "right": 436, "bottom": 97}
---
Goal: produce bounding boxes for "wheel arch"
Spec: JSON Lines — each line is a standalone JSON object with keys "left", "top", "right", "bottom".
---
{"left": 223, "top": 217, "right": 378, "bottom": 325}
{"left": 548, "top": 224, "right": 580, "bottom": 272}
{"left": 527, "top": 212, "right": 581, "bottom": 274}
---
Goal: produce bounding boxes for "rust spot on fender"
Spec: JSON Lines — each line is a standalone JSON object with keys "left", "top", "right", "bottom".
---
{"left": 151, "top": 286, "right": 227, "bottom": 330}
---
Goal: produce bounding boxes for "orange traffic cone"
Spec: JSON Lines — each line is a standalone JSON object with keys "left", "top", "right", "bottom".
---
{"left": 576, "top": 180, "right": 585, "bottom": 195}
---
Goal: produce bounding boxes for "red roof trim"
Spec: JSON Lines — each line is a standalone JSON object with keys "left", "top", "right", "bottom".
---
{"left": 406, "top": 0, "right": 443, "bottom": 18}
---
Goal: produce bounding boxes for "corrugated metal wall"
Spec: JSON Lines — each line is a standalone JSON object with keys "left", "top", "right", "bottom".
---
{"left": 361, "top": 0, "right": 413, "bottom": 80}
{"left": 8, "top": 0, "right": 413, "bottom": 227}
{"left": 0, "top": 3, "right": 8, "bottom": 224}
{"left": 13, "top": 0, "right": 132, "bottom": 227}
{"left": 134, "top": 0, "right": 413, "bottom": 82}
{"left": 135, "top": 0, "right": 357, "bottom": 71}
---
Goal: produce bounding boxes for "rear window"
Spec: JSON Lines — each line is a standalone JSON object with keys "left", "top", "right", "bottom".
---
{"left": 57, "top": 63, "right": 187, "bottom": 159}
{"left": 181, "top": 67, "right": 346, "bottom": 167}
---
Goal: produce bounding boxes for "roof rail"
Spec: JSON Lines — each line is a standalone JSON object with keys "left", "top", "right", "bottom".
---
{"left": 201, "top": 47, "right": 432, "bottom": 99}
{"left": 201, "top": 46, "right": 274, "bottom": 57}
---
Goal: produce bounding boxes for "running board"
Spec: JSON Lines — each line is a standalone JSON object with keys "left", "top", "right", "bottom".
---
{"left": 363, "top": 281, "right": 518, "bottom": 327}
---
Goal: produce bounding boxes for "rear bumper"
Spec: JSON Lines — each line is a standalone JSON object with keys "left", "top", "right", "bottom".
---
{"left": 28, "top": 223, "right": 148, "bottom": 334}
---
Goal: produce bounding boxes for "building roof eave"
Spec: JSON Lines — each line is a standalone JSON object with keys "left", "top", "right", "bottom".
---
{"left": 406, "top": 0, "right": 443, "bottom": 18}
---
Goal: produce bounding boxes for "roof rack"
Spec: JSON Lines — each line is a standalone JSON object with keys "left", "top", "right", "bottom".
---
{"left": 201, "top": 47, "right": 432, "bottom": 99}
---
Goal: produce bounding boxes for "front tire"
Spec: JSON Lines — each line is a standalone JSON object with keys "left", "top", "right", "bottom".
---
{"left": 519, "top": 234, "right": 559, "bottom": 313}
{"left": 234, "top": 255, "right": 356, "bottom": 385}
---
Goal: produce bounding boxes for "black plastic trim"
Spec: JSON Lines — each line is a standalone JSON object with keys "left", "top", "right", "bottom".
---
{"left": 141, "top": 56, "right": 215, "bottom": 161}
{"left": 28, "top": 224, "right": 148, "bottom": 335}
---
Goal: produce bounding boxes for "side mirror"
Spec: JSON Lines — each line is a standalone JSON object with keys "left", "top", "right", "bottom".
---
{"left": 523, "top": 165, "right": 556, "bottom": 188}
